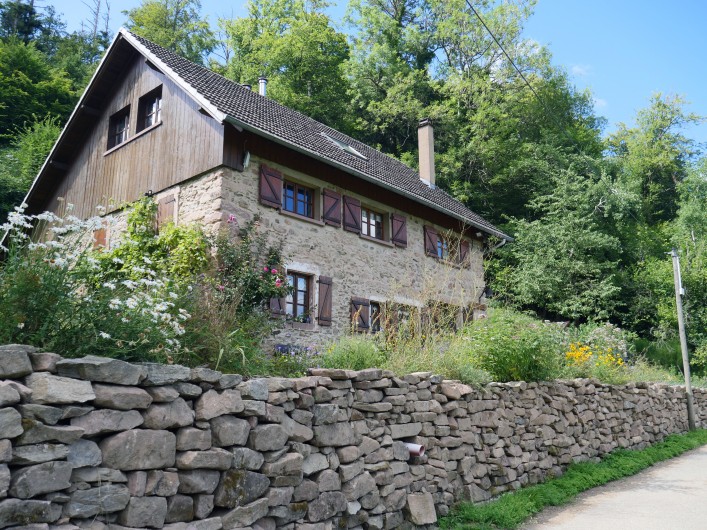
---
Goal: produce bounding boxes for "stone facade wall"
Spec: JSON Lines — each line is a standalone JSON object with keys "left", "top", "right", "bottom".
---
{"left": 219, "top": 157, "right": 486, "bottom": 348}
{"left": 1, "top": 344, "right": 706, "bottom": 529}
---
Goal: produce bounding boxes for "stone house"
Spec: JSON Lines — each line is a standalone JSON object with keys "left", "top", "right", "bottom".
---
{"left": 22, "top": 29, "right": 511, "bottom": 347}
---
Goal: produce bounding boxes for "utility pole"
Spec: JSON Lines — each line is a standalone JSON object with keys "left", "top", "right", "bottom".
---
{"left": 670, "top": 248, "right": 696, "bottom": 430}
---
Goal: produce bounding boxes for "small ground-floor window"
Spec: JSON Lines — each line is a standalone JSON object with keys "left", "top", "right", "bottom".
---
{"left": 286, "top": 272, "right": 311, "bottom": 322}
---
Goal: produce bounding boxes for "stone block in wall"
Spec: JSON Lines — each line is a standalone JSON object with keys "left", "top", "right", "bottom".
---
{"left": 10, "top": 443, "right": 69, "bottom": 466}
{"left": 195, "top": 390, "right": 245, "bottom": 421}
{"left": 139, "top": 363, "right": 192, "bottom": 386}
{"left": 238, "top": 380, "right": 269, "bottom": 401}
{"left": 100, "top": 429, "right": 176, "bottom": 470}
{"left": 221, "top": 497, "right": 270, "bottom": 528}
{"left": 176, "top": 449, "right": 233, "bottom": 470}
{"left": 302, "top": 454, "right": 328, "bottom": 476}
{"left": 0, "top": 441, "right": 10, "bottom": 464}
{"left": 119, "top": 496, "right": 168, "bottom": 528}
{"left": 0, "top": 498, "right": 61, "bottom": 527}
{"left": 248, "top": 425, "right": 288, "bottom": 452}
{"left": 65, "top": 438, "right": 101, "bottom": 467}
{"left": 71, "top": 467, "right": 126, "bottom": 484}
{"left": 70, "top": 409, "right": 144, "bottom": 436}
{"left": 312, "top": 423, "right": 356, "bottom": 447}
{"left": 8, "top": 461, "right": 73, "bottom": 499}
{"left": 0, "top": 345, "right": 35, "bottom": 378}
{"left": 166, "top": 494, "right": 195, "bottom": 523}
{"left": 29, "top": 351, "right": 61, "bottom": 373}
{"left": 194, "top": 494, "right": 215, "bottom": 520}
{"left": 269, "top": 500, "right": 309, "bottom": 525}
{"left": 281, "top": 415, "right": 314, "bottom": 443}
{"left": 0, "top": 465, "right": 8, "bottom": 497}
{"left": 16, "top": 405, "right": 61, "bottom": 426}
{"left": 0, "top": 384, "right": 20, "bottom": 408}
{"left": 177, "top": 470, "right": 220, "bottom": 495}
{"left": 293, "top": 479, "right": 319, "bottom": 502}
{"left": 306, "top": 491, "right": 347, "bottom": 523}
{"left": 147, "top": 386, "right": 180, "bottom": 403}
{"left": 63, "top": 484, "right": 130, "bottom": 518}
{"left": 341, "top": 472, "right": 376, "bottom": 502}
{"left": 214, "top": 469, "right": 270, "bottom": 509}
{"left": 56, "top": 356, "right": 146, "bottom": 385}
{"left": 24, "top": 373, "right": 95, "bottom": 405}
{"left": 177, "top": 427, "right": 211, "bottom": 451}
{"left": 146, "top": 471, "right": 180, "bottom": 497}
{"left": 211, "top": 416, "right": 250, "bottom": 447}
{"left": 92, "top": 384, "right": 153, "bottom": 410}
{"left": 143, "top": 399, "right": 195, "bottom": 430}
{"left": 232, "top": 447, "right": 264, "bottom": 471}
{"left": 389, "top": 423, "right": 421, "bottom": 440}
{"left": 262, "top": 453, "right": 303, "bottom": 478}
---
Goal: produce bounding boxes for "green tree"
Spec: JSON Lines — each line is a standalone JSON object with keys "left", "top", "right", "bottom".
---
{"left": 0, "top": 114, "right": 61, "bottom": 223}
{"left": 0, "top": 38, "right": 74, "bottom": 140}
{"left": 222, "top": 0, "right": 351, "bottom": 131}
{"left": 124, "top": 0, "right": 216, "bottom": 64}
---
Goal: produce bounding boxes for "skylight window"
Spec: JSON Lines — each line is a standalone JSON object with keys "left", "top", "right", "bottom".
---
{"left": 321, "top": 132, "right": 367, "bottom": 160}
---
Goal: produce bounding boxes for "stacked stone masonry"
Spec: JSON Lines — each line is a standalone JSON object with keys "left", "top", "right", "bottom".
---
{"left": 0, "top": 344, "right": 705, "bottom": 530}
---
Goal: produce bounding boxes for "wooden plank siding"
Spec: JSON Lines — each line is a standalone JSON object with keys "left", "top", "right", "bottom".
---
{"left": 42, "top": 55, "right": 225, "bottom": 219}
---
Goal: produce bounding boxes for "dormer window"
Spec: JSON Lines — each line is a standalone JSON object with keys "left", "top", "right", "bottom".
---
{"left": 137, "top": 86, "right": 162, "bottom": 132}
{"left": 107, "top": 106, "right": 130, "bottom": 149}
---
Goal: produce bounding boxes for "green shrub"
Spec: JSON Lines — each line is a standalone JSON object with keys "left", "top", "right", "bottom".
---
{"left": 464, "top": 308, "right": 564, "bottom": 382}
{"left": 319, "top": 336, "right": 387, "bottom": 371}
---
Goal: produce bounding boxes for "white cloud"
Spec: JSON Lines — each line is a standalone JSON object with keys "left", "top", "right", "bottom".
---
{"left": 594, "top": 98, "right": 608, "bottom": 109}
{"left": 571, "top": 64, "right": 591, "bottom": 77}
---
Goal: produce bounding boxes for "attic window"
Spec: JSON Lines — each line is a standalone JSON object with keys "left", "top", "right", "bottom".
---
{"left": 107, "top": 106, "right": 130, "bottom": 149}
{"left": 321, "top": 133, "right": 367, "bottom": 160}
{"left": 137, "top": 85, "right": 162, "bottom": 132}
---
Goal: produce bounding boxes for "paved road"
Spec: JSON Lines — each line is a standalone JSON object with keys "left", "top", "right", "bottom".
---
{"left": 521, "top": 445, "right": 707, "bottom": 530}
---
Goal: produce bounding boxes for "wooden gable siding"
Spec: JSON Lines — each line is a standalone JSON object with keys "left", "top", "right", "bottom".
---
{"left": 45, "top": 55, "right": 224, "bottom": 219}
{"left": 228, "top": 128, "right": 484, "bottom": 240}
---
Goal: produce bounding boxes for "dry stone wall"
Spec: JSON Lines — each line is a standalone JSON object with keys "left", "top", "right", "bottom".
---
{"left": 1, "top": 343, "right": 705, "bottom": 530}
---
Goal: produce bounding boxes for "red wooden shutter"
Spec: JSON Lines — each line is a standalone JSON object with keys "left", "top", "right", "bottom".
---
{"left": 93, "top": 227, "right": 107, "bottom": 250}
{"left": 270, "top": 296, "right": 286, "bottom": 316}
{"left": 259, "top": 164, "right": 283, "bottom": 208}
{"left": 391, "top": 214, "right": 407, "bottom": 248}
{"left": 342, "top": 195, "right": 361, "bottom": 233}
{"left": 423, "top": 225, "right": 438, "bottom": 257}
{"left": 157, "top": 194, "right": 176, "bottom": 229}
{"left": 322, "top": 190, "right": 341, "bottom": 227}
{"left": 351, "top": 297, "right": 370, "bottom": 332}
{"left": 459, "top": 239, "right": 470, "bottom": 266}
{"left": 317, "top": 276, "right": 333, "bottom": 326}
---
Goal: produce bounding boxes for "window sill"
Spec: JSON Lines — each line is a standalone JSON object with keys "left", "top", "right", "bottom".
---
{"left": 426, "top": 254, "right": 468, "bottom": 268}
{"left": 103, "top": 121, "right": 162, "bottom": 156}
{"left": 287, "top": 321, "right": 315, "bottom": 331}
{"left": 279, "top": 209, "right": 325, "bottom": 226}
{"left": 359, "top": 234, "right": 394, "bottom": 247}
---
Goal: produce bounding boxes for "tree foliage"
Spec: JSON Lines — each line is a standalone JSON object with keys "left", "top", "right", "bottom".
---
{"left": 124, "top": 0, "right": 216, "bottom": 64}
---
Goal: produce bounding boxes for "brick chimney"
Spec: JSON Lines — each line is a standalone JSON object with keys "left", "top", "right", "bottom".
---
{"left": 418, "top": 118, "right": 435, "bottom": 187}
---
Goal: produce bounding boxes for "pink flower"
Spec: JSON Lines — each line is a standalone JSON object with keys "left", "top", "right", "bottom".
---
{"left": 263, "top": 266, "right": 269, "bottom": 272}
{"left": 275, "top": 279, "right": 283, "bottom": 287}
{"left": 271, "top": 269, "right": 278, "bottom": 274}
{"left": 227, "top": 214, "right": 236, "bottom": 224}
{"left": 217, "top": 285, "right": 225, "bottom": 291}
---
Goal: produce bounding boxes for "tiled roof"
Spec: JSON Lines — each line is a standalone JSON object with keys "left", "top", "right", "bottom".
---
{"left": 126, "top": 31, "right": 511, "bottom": 240}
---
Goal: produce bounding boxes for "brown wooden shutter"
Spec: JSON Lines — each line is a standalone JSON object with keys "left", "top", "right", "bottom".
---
{"left": 391, "top": 214, "right": 407, "bottom": 248}
{"left": 423, "top": 225, "right": 438, "bottom": 257}
{"left": 93, "top": 227, "right": 107, "bottom": 250}
{"left": 342, "top": 195, "right": 361, "bottom": 233}
{"left": 259, "top": 164, "right": 283, "bottom": 208}
{"left": 459, "top": 239, "right": 470, "bottom": 266}
{"left": 322, "top": 190, "right": 341, "bottom": 227}
{"left": 351, "top": 297, "right": 370, "bottom": 332}
{"left": 317, "top": 276, "right": 333, "bottom": 326}
{"left": 270, "top": 296, "right": 286, "bottom": 316}
{"left": 157, "top": 194, "right": 176, "bottom": 229}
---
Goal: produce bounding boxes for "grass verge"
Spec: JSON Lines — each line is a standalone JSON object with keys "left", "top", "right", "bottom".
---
{"left": 440, "top": 429, "right": 707, "bottom": 530}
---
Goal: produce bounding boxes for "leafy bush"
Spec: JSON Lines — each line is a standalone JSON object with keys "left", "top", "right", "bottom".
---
{"left": 319, "top": 336, "right": 387, "bottom": 371}
{"left": 463, "top": 308, "right": 564, "bottom": 382}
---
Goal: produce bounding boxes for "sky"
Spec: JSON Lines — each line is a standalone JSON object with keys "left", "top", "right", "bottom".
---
{"left": 54, "top": 0, "right": 707, "bottom": 144}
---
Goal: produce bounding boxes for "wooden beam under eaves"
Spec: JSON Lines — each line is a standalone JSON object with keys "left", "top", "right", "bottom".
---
{"left": 49, "top": 160, "right": 70, "bottom": 171}
{"left": 80, "top": 104, "right": 101, "bottom": 117}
